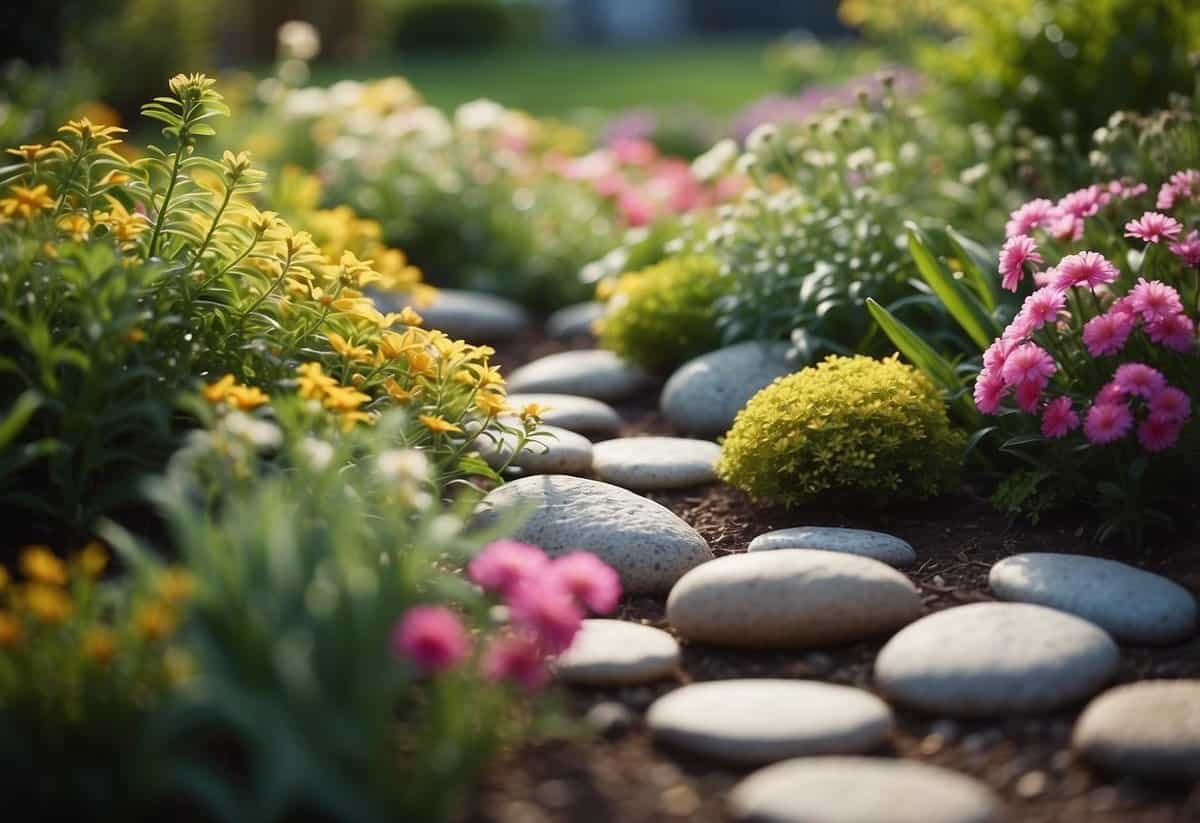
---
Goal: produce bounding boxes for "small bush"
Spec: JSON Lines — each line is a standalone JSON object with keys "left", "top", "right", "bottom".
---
{"left": 718, "top": 355, "right": 965, "bottom": 505}
{"left": 597, "top": 255, "right": 730, "bottom": 372}
{"left": 393, "top": 0, "right": 542, "bottom": 51}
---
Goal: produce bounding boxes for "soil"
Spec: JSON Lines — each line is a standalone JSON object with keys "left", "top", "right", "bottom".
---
{"left": 468, "top": 331, "right": 1200, "bottom": 823}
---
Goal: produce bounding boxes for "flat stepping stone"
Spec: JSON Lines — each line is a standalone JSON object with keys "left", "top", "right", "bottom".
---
{"left": 555, "top": 619, "right": 680, "bottom": 685}
{"left": 592, "top": 437, "right": 720, "bottom": 490}
{"left": 546, "top": 301, "right": 605, "bottom": 338}
{"left": 730, "top": 757, "right": 999, "bottom": 823}
{"left": 504, "top": 393, "right": 622, "bottom": 439}
{"left": 470, "top": 475, "right": 713, "bottom": 595}
{"left": 475, "top": 425, "right": 593, "bottom": 475}
{"left": 1073, "top": 680, "right": 1200, "bottom": 780}
{"left": 666, "top": 550, "right": 923, "bottom": 649}
{"left": 506, "top": 349, "right": 650, "bottom": 402}
{"left": 875, "top": 602, "right": 1119, "bottom": 717}
{"left": 989, "top": 553, "right": 1197, "bottom": 645}
{"left": 661, "top": 341, "right": 795, "bottom": 437}
{"left": 399, "top": 288, "right": 528, "bottom": 340}
{"left": 749, "top": 527, "right": 916, "bottom": 568}
{"left": 647, "top": 679, "right": 893, "bottom": 766}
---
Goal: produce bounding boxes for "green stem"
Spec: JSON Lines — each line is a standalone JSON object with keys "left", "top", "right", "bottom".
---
{"left": 147, "top": 128, "right": 189, "bottom": 259}
{"left": 236, "top": 248, "right": 294, "bottom": 334}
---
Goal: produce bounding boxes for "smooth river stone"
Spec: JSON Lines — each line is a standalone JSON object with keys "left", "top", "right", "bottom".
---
{"left": 646, "top": 679, "right": 893, "bottom": 765}
{"left": 470, "top": 475, "right": 712, "bottom": 595}
{"left": 546, "top": 301, "right": 605, "bottom": 338}
{"left": 592, "top": 437, "right": 721, "bottom": 490}
{"left": 1073, "top": 680, "right": 1200, "bottom": 780}
{"left": 403, "top": 288, "right": 528, "bottom": 340}
{"left": 504, "top": 393, "right": 622, "bottom": 439}
{"left": 730, "top": 757, "right": 999, "bottom": 823}
{"left": 475, "top": 424, "right": 593, "bottom": 475}
{"left": 749, "top": 527, "right": 916, "bottom": 568}
{"left": 660, "top": 342, "right": 795, "bottom": 437}
{"left": 875, "top": 602, "right": 1120, "bottom": 717}
{"left": 666, "top": 550, "right": 923, "bottom": 649}
{"left": 989, "top": 552, "right": 1197, "bottom": 645}
{"left": 555, "top": 619, "right": 680, "bottom": 685}
{"left": 507, "top": 349, "right": 651, "bottom": 402}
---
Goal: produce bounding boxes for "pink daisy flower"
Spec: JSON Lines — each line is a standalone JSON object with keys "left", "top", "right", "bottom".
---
{"left": 1156, "top": 169, "right": 1200, "bottom": 210}
{"left": 508, "top": 575, "right": 584, "bottom": 654}
{"left": 1128, "top": 278, "right": 1184, "bottom": 323}
{"left": 998, "top": 235, "right": 1044, "bottom": 292}
{"left": 1146, "top": 312, "right": 1195, "bottom": 352}
{"left": 393, "top": 605, "right": 470, "bottom": 674}
{"left": 1107, "top": 179, "right": 1148, "bottom": 199}
{"left": 1041, "top": 396, "right": 1080, "bottom": 438}
{"left": 1081, "top": 312, "right": 1134, "bottom": 357}
{"left": 548, "top": 552, "right": 622, "bottom": 614}
{"left": 468, "top": 540, "right": 549, "bottom": 598}
{"left": 482, "top": 633, "right": 548, "bottom": 691}
{"left": 1016, "top": 287, "right": 1066, "bottom": 332}
{"left": 1015, "top": 381, "right": 1044, "bottom": 413}
{"left": 982, "top": 338, "right": 1018, "bottom": 371}
{"left": 1137, "top": 413, "right": 1183, "bottom": 452}
{"left": 1005, "top": 198, "right": 1056, "bottom": 238}
{"left": 1168, "top": 229, "right": 1200, "bottom": 267}
{"left": 1124, "top": 211, "right": 1183, "bottom": 244}
{"left": 1095, "top": 381, "right": 1125, "bottom": 405}
{"left": 1053, "top": 251, "right": 1120, "bottom": 290}
{"left": 1033, "top": 266, "right": 1058, "bottom": 288}
{"left": 973, "top": 369, "right": 1008, "bottom": 415}
{"left": 1001, "top": 343, "right": 1057, "bottom": 389}
{"left": 1112, "top": 363, "right": 1167, "bottom": 399}
{"left": 1149, "top": 386, "right": 1192, "bottom": 422}
{"left": 1050, "top": 214, "right": 1084, "bottom": 242}
{"left": 1057, "top": 185, "right": 1108, "bottom": 220}
{"left": 1084, "top": 402, "right": 1133, "bottom": 444}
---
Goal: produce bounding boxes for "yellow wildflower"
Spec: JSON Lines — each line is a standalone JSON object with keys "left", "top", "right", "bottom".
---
{"left": 322, "top": 384, "right": 371, "bottom": 413}
{"left": 6, "top": 144, "right": 56, "bottom": 163}
{"left": 469, "top": 363, "right": 504, "bottom": 388}
{"left": 405, "top": 348, "right": 437, "bottom": 377}
{"left": 59, "top": 116, "right": 126, "bottom": 142}
{"left": 201, "top": 374, "right": 236, "bottom": 404}
{"left": 20, "top": 546, "right": 67, "bottom": 586}
{"left": 297, "top": 362, "right": 337, "bottom": 399}
{"left": 57, "top": 212, "right": 91, "bottom": 242}
{"left": 26, "top": 585, "right": 72, "bottom": 623}
{"left": 453, "top": 369, "right": 477, "bottom": 386}
{"left": 339, "top": 251, "right": 381, "bottom": 289}
{"left": 327, "top": 332, "right": 373, "bottom": 363}
{"left": 82, "top": 627, "right": 118, "bottom": 665}
{"left": 135, "top": 601, "right": 177, "bottom": 641}
{"left": 0, "top": 613, "right": 24, "bottom": 650}
{"left": 157, "top": 569, "right": 195, "bottom": 604}
{"left": 397, "top": 306, "right": 423, "bottom": 326}
{"left": 95, "top": 200, "right": 149, "bottom": 244}
{"left": 339, "top": 410, "right": 376, "bottom": 431}
{"left": 78, "top": 541, "right": 108, "bottom": 578}
{"left": 229, "top": 384, "right": 269, "bottom": 411}
{"left": 383, "top": 378, "right": 420, "bottom": 404}
{"left": 378, "top": 328, "right": 426, "bottom": 359}
{"left": 476, "top": 390, "right": 509, "bottom": 417}
{"left": 520, "top": 402, "right": 552, "bottom": 422}
{"left": 418, "top": 414, "right": 462, "bottom": 435}
{"left": 0, "top": 184, "right": 54, "bottom": 219}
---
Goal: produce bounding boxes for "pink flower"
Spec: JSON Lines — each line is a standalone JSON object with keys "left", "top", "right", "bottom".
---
{"left": 1112, "top": 363, "right": 1167, "bottom": 399}
{"left": 508, "top": 575, "right": 584, "bottom": 654}
{"left": 1081, "top": 312, "right": 1134, "bottom": 357}
{"left": 468, "top": 540, "right": 549, "bottom": 598}
{"left": 998, "top": 235, "right": 1043, "bottom": 292}
{"left": 1053, "top": 251, "right": 1119, "bottom": 290}
{"left": 1033, "top": 267, "right": 1058, "bottom": 288}
{"left": 982, "top": 338, "right": 1018, "bottom": 371}
{"left": 1000, "top": 343, "right": 1057, "bottom": 388}
{"left": 393, "top": 605, "right": 470, "bottom": 674}
{"left": 482, "top": 633, "right": 548, "bottom": 691}
{"left": 1041, "top": 396, "right": 1080, "bottom": 438}
{"left": 1108, "top": 179, "right": 1148, "bottom": 199}
{"left": 1124, "top": 211, "right": 1183, "bottom": 244}
{"left": 1156, "top": 169, "right": 1200, "bottom": 209}
{"left": 973, "top": 369, "right": 1008, "bottom": 415}
{"left": 1128, "top": 278, "right": 1184, "bottom": 323}
{"left": 1001, "top": 311, "right": 1036, "bottom": 343}
{"left": 1149, "top": 386, "right": 1191, "bottom": 422}
{"left": 1015, "top": 381, "right": 1044, "bottom": 413}
{"left": 1017, "top": 287, "right": 1066, "bottom": 331}
{"left": 1095, "top": 381, "right": 1125, "bottom": 405}
{"left": 1050, "top": 214, "right": 1084, "bottom": 242}
{"left": 1057, "top": 185, "right": 1108, "bottom": 220}
{"left": 611, "top": 138, "right": 657, "bottom": 167}
{"left": 1146, "top": 312, "right": 1196, "bottom": 352}
{"left": 618, "top": 190, "right": 656, "bottom": 226}
{"left": 1084, "top": 402, "right": 1133, "bottom": 444}
{"left": 1168, "top": 229, "right": 1200, "bottom": 267}
{"left": 1137, "top": 414, "right": 1183, "bottom": 452}
{"left": 1005, "top": 198, "right": 1056, "bottom": 238}
{"left": 548, "top": 552, "right": 622, "bottom": 615}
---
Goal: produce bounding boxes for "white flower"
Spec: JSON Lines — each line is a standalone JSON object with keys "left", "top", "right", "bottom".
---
{"left": 222, "top": 412, "right": 282, "bottom": 450}
{"left": 376, "top": 449, "right": 430, "bottom": 485}
{"left": 734, "top": 153, "right": 758, "bottom": 176}
{"left": 281, "top": 87, "right": 328, "bottom": 120}
{"left": 455, "top": 99, "right": 506, "bottom": 132}
{"left": 745, "top": 124, "right": 778, "bottom": 154}
{"left": 846, "top": 147, "right": 876, "bottom": 171}
{"left": 691, "top": 138, "right": 738, "bottom": 183}
{"left": 277, "top": 20, "right": 321, "bottom": 61}
{"left": 299, "top": 437, "right": 334, "bottom": 471}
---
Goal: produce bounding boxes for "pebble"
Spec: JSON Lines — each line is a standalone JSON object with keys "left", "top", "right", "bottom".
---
{"left": 989, "top": 552, "right": 1197, "bottom": 645}
{"left": 506, "top": 349, "right": 650, "bottom": 402}
{"left": 400, "top": 288, "right": 528, "bottom": 340}
{"left": 1072, "top": 679, "right": 1200, "bottom": 780}
{"left": 660, "top": 341, "right": 795, "bottom": 436}
{"left": 646, "top": 679, "right": 893, "bottom": 765}
{"left": 475, "top": 425, "right": 593, "bottom": 475}
{"left": 470, "top": 475, "right": 712, "bottom": 594}
{"left": 592, "top": 437, "right": 720, "bottom": 490}
{"left": 504, "top": 393, "right": 622, "bottom": 439}
{"left": 729, "top": 757, "right": 999, "bottom": 823}
{"left": 666, "top": 549, "right": 924, "bottom": 649}
{"left": 586, "top": 701, "right": 637, "bottom": 739}
{"left": 546, "top": 301, "right": 605, "bottom": 338}
{"left": 874, "top": 603, "right": 1120, "bottom": 717}
{"left": 555, "top": 619, "right": 680, "bottom": 686}
{"left": 748, "top": 526, "right": 916, "bottom": 568}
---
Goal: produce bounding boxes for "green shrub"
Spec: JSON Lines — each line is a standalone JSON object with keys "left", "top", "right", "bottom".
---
{"left": 718, "top": 355, "right": 965, "bottom": 505}
{"left": 392, "top": 0, "right": 542, "bottom": 51}
{"left": 597, "top": 255, "right": 730, "bottom": 372}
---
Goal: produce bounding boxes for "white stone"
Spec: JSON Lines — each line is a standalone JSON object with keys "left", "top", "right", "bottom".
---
{"left": 989, "top": 553, "right": 1197, "bottom": 645}
{"left": 647, "top": 679, "right": 893, "bottom": 765}
{"left": 730, "top": 757, "right": 999, "bottom": 823}
{"left": 402, "top": 288, "right": 528, "bottom": 340}
{"left": 666, "top": 550, "right": 923, "bottom": 649}
{"left": 470, "top": 475, "right": 712, "bottom": 595}
{"left": 749, "top": 527, "right": 916, "bottom": 568}
{"left": 507, "top": 349, "right": 650, "bottom": 402}
{"left": 875, "top": 602, "right": 1120, "bottom": 717}
{"left": 592, "top": 437, "right": 720, "bottom": 490}
{"left": 504, "top": 393, "right": 622, "bottom": 439}
{"left": 547, "top": 301, "right": 605, "bottom": 338}
{"left": 660, "top": 342, "right": 795, "bottom": 436}
{"left": 475, "top": 425, "right": 593, "bottom": 475}
{"left": 1073, "top": 680, "right": 1200, "bottom": 780}
{"left": 555, "top": 619, "right": 680, "bottom": 685}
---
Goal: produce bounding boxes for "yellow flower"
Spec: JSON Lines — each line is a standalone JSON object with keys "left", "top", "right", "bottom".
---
{"left": 157, "top": 569, "right": 195, "bottom": 604}
{"left": 378, "top": 328, "right": 426, "bottom": 360}
{"left": 0, "top": 184, "right": 54, "bottom": 219}
{"left": 297, "top": 362, "right": 337, "bottom": 399}
{"left": 476, "top": 389, "right": 509, "bottom": 417}
{"left": 0, "top": 613, "right": 24, "bottom": 650}
{"left": 57, "top": 213, "right": 91, "bottom": 242}
{"left": 20, "top": 546, "right": 67, "bottom": 586}
{"left": 201, "top": 374, "right": 236, "bottom": 404}
{"left": 95, "top": 200, "right": 149, "bottom": 244}
{"left": 338, "top": 251, "right": 381, "bottom": 289}
{"left": 229, "top": 384, "right": 270, "bottom": 411}
{"left": 339, "top": 410, "right": 376, "bottom": 431}
{"left": 123, "top": 327, "right": 146, "bottom": 344}
{"left": 418, "top": 414, "right": 462, "bottom": 435}
{"left": 82, "top": 627, "right": 118, "bottom": 665}
{"left": 520, "top": 402, "right": 552, "bottom": 422}
{"left": 397, "top": 306, "right": 423, "bottom": 326}
{"left": 6, "top": 144, "right": 56, "bottom": 163}
{"left": 383, "top": 378, "right": 420, "bottom": 404}
{"left": 453, "top": 369, "right": 477, "bottom": 386}
{"left": 469, "top": 363, "right": 504, "bottom": 388}
{"left": 322, "top": 384, "right": 371, "bottom": 413}
{"left": 327, "top": 332, "right": 372, "bottom": 363}
{"left": 59, "top": 116, "right": 126, "bottom": 142}
{"left": 222, "top": 149, "right": 253, "bottom": 178}
{"left": 78, "top": 541, "right": 108, "bottom": 578}
{"left": 26, "top": 584, "right": 72, "bottom": 624}
{"left": 405, "top": 348, "right": 437, "bottom": 377}
{"left": 135, "top": 601, "right": 177, "bottom": 641}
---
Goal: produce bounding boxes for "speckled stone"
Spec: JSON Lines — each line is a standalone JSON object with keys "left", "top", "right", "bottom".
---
{"left": 666, "top": 550, "right": 923, "bottom": 649}
{"left": 507, "top": 349, "right": 651, "bottom": 402}
{"left": 989, "top": 553, "right": 1197, "bottom": 645}
{"left": 748, "top": 527, "right": 916, "bottom": 568}
{"left": 503, "top": 393, "right": 622, "bottom": 439}
{"left": 470, "top": 475, "right": 712, "bottom": 595}
{"left": 1073, "top": 680, "right": 1200, "bottom": 779}
{"left": 660, "top": 342, "right": 795, "bottom": 436}
{"left": 875, "top": 603, "right": 1120, "bottom": 717}
{"left": 592, "top": 437, "right": 720, "bottom": 490}
{"left": 546, "top": 301, "right": 605, "bottom": 338}
{"left": 730, "top": 757, "right": 999, "bottom": 823}
{"left": 647, "top": 680, "right": 893, "bottom": 765}
{"left": 399, "top": 288, "right": 528, "bottom": 340}
{"left": 555, "top": 619, "right": 680, "bottom": 685}
{"left": 475, "top": 425, "right": 593, "bottom": 475}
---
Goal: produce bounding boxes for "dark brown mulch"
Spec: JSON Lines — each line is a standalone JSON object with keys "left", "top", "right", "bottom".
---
{"left": 470, "top": 332, "right": 1200, "bottom": 823}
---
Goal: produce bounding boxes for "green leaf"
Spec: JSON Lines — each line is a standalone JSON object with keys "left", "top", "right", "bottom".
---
{"left": 907, "top": 226, "right": 999, "bottom": 350}
{"left": 945, "top": 226, "right": 999, "bottom": 312}
{"left": 0, "top": 390, "right": 42, "bottom": 448}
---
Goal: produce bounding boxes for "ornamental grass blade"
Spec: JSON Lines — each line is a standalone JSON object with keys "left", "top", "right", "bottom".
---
{"left": 945, "top": 226, "right": 1000, "bottom": 312}
{"left": 906, "top": 225, "right": 999, "bottom": 350}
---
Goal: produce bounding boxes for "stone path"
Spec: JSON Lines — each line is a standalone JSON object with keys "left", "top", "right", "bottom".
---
{"left": 592, "top": 436, "right": 720, "bottom": 490}
{"left": 555, "top": 619, "right": 680, "bottom": 686}
{"left": 748, "top": 526, "right": 916, "bottom": 567}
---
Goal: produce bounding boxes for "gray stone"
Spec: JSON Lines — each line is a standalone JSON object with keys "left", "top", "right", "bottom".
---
{"left": 547, "top": 301, "right": 605, "bottom": 338}
{"left": 989, "top": 553, "right": 1197, "bottom": 645}
{"left": 749, "top": 527, "right": 916, "bottom": 568}
{"left": 875, "top": 603, "right": 1120, "bottom": 717}
{"left": 504, "top": 393, "right": 622, "bottom": 439}
{"left": 1073, "top": 680, "right": 1200, "bottom": 780}
{"left": 555, "top": 619, "right": 680, "bottom": 685}
{"left": 666, "top": 550, "right": 923, "bottom": 649}
{"left": 729, "top": 757, "right": 999, "bottom": 823}
{"left": 592, "top": 437, "right": 720, "bottom": 490}
{"left": 475, "top": 425, "right": 593, "bottom": 475}
{"left": 660, "top": 342, "right": 795, "bottom": 437}
{"left": 586, "top": 701, "right": 636, "bottom": 738}
{"left": 470, "top": 475, "right": 712, "bottom": 595}
{"left": 647, "top": 679, "right": 893, "bottom": 766}
{"left": 402, "top": 288, "right": 528, "bottom": 340}
{"left": 507, "top": 349, "right": 650, "bottom": 402}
